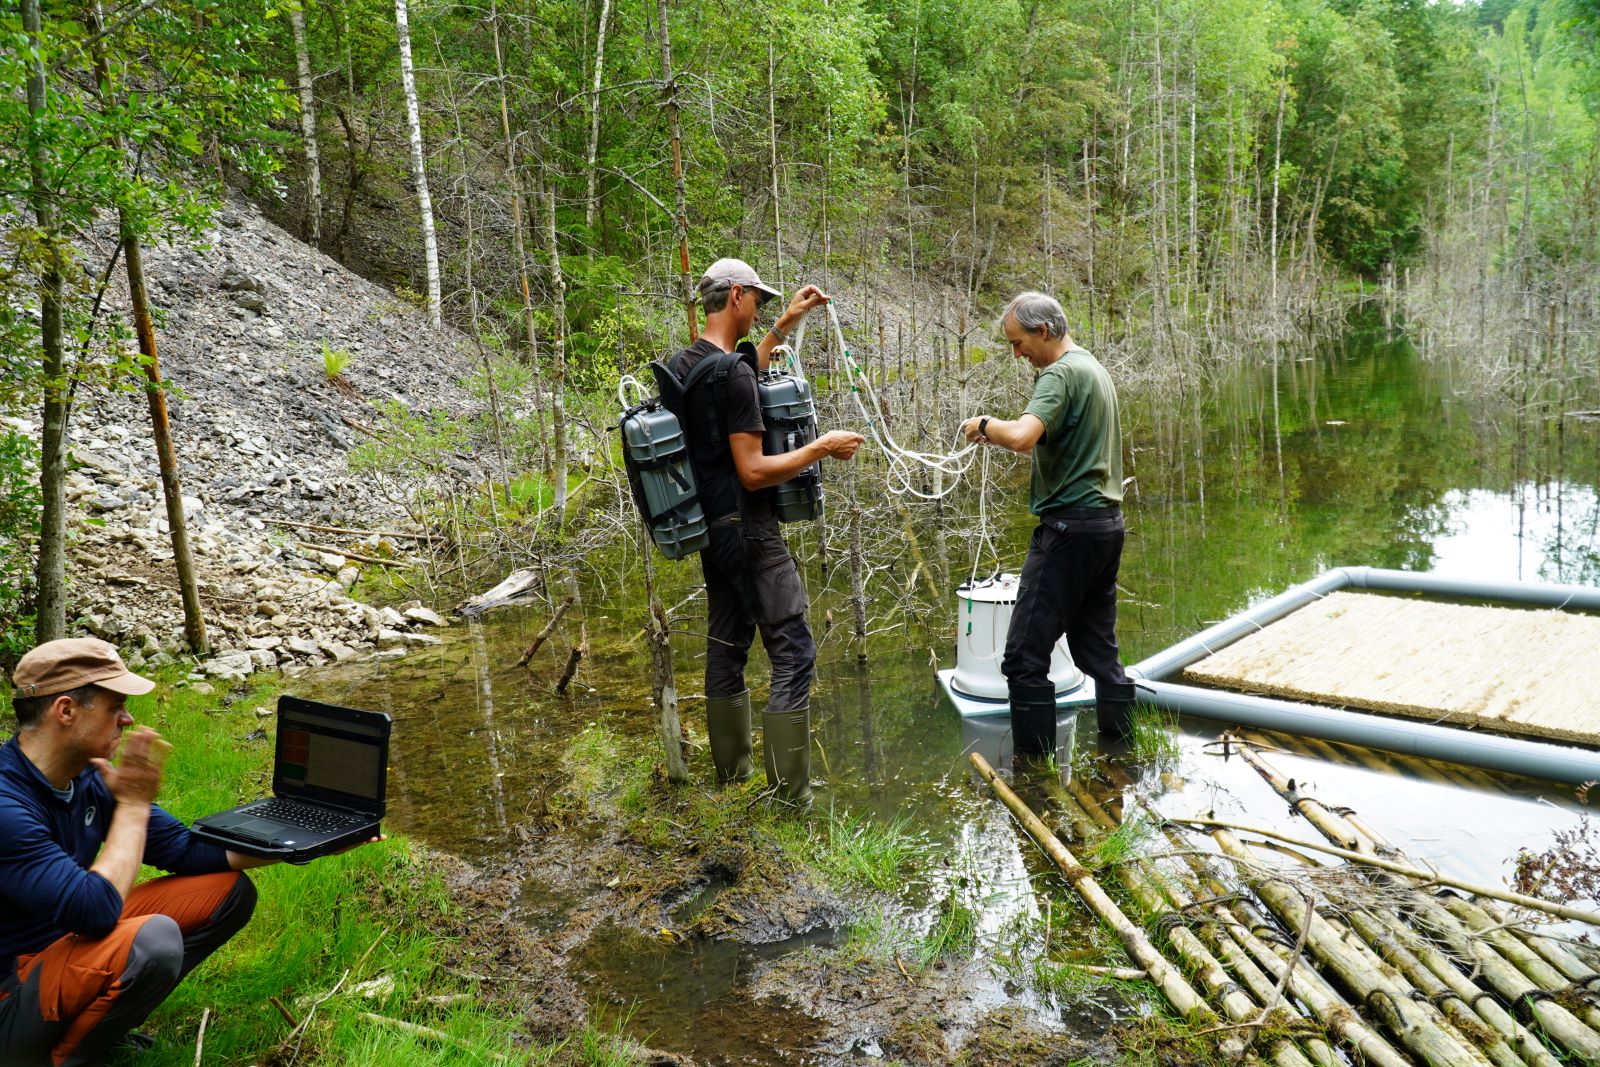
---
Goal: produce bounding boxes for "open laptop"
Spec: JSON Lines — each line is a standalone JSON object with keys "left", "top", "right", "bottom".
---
{"left": 190, "top": 696, "right": 391, "bottom": 863}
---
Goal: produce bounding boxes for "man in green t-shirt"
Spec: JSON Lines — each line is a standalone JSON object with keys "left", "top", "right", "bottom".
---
{"left": 960, "top": 291, "right": 1137, "bottom": 754}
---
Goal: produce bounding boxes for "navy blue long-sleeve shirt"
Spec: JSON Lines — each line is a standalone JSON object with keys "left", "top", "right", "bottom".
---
{"left": 0, "top": 736, "right": 230, "bottom": 974}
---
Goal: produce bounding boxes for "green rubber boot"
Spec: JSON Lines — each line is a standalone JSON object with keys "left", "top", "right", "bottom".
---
{"left": 706, "top": 690, "right": 754, "bottom": 784}
{"left": 762, "top": 704, "right": 813, "bottom": 808}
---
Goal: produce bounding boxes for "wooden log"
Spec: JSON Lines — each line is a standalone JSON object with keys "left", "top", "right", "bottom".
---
{"left": 969, "top": 754, "right": 1242, "bottom": 1057}
{"left": 1440, "top": 895, "right": 1600, "bottom": 1036}
{"left": 1073, "top": 965, "right": 1150, "bottom": 981}
{"left": 1209, "top": 828, "right": 1499, "bottom": 1067}
{"left": 1239, "top": 744, "right": 1600, "bottom": 1062}
{"left": 1480, "top": 897, "right": 1600, "bottom": 983}
{"left": 455, "top": 568, "right": 541, "bottom": 616}
{"left": 1365, "top": 905, "right": 1562, "bottom": 1067}
{"left": 1210, "top": 869, "right": 1413, "bottom": 1067}
{"left": 1045, "top": 786, "right": 1315, "bottom": 1067}
{"left": 1162, "top": 815, "right": 1600, "bottom": 926}
{"left": 1055, "top": 781, "right": 1333, "bottom": 1067}
{"left": 1101, "top": 766, "right": 1410, "bottom": 1067}
{"left": 515, "top": 593, "right": 575, "bottom": 668}
{"left": 1343, "top": 906, "right": 1537, "bottom": 1067}
{"left": 270, "top": 518, "right": 440, "bottom": 541}
{"left": 295, "top": 540, "right": 411, "bottom": 568}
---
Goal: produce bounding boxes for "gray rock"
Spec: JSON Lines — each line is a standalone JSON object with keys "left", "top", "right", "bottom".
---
{"left": 403, "top": 606, "right": 445, "bottom": 627}
{"left": 319, "top": 640, "right": 357, "bottom": 663}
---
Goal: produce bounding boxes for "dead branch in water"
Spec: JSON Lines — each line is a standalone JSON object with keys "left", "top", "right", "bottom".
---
{"left": 516, "top": 593, "right": 575, "bottom": 668}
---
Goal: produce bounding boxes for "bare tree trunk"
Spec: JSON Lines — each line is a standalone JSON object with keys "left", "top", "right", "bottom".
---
{"left": 657, "top": 0, "right": 697, "bottom": 342}
{"left": 583, "top": 0, "right": 611, "bottom": 231}
{"left": 1269, "top": 79, "right": 1287, "bottom": 313}
{"left": 642, "top": 534, "right": 689, "bottom": 783}
{"left": 768, "top": 41, "right": 784, "bottom": 291}
{"left": 437, "top": 40, "right": 510, "bottom": 510}
{"left": 88, "top": 2, "right": 210, "bottom": 652}
{"left": 544, "top": 181, "right": 569, "bottom": 524}
{"left": 126, "top": 238, "right": 210, "bottom": 653}
{"left": 395, "top": 0, "right": 441, "bottom": 326}
{"left": 23, "top": 0, "right": 67, "bottom": 642}
{"left": 490, "top": 9, "right": 547, "bottom": 471}
{"left": 289, "top": 1, "right": 322, "bottom": 245}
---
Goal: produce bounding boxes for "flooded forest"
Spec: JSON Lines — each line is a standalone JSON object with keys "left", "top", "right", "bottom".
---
{"left": 3, "top": 0, "right": 1600, "bottom": 1063}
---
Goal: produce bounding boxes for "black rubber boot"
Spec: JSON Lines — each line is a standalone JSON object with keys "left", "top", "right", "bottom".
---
{"left": 1096, "top": 679, "right": 1138, "bottom": 741}
{"left": 706, "top": 690, "right": 754, "bottom": 784}
{"left": 1008, "top": 682, "right": 1060, "bottom": 760}
{"left": 762, "top": 704, "right": 813, "bottom": 808}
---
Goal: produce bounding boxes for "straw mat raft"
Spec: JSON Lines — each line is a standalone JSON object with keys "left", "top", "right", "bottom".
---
{"left": 1182, "top": 590, "right": 1600, "bottom": 745}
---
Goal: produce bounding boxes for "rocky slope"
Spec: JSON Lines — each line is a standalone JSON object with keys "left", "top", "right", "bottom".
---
{"left": 11, "top": 199, "right": 485, "bottom": 680}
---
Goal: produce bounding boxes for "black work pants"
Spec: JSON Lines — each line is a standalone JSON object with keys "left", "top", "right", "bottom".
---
{"left": 700, "top": 520, "right": 816, "bottom": 711}
{"left": 1001, "top": 515, "right": 1130, "bottom": 694}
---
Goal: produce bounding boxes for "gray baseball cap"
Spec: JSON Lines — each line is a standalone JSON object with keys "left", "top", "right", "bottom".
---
{"left": 697, "top": 258, "right": 782, "bottom": 303}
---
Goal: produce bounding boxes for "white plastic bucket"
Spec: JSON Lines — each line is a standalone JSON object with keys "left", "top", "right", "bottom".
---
{"left": 951, "top": 574, "right": 1085, "bottom": 700}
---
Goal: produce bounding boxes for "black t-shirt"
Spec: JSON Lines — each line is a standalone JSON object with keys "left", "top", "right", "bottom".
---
{"left": 671, "top": 339, "right": 773, "bottom": 523}
{"left": 674, "top": 339, "right": 764, "bottom": 435}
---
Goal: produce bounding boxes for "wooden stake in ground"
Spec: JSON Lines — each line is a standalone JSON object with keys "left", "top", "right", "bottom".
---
{"left": 968, "top": 754, "right": 1243, "bottom": 1059}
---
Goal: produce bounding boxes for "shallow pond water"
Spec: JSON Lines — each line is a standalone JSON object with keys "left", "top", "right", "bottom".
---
{"left": 296, "top": 309, "right": 1600, "bottom": 1063}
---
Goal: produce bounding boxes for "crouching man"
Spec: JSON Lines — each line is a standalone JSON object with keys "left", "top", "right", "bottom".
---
{"left": 0, "top": 638, "right": 373, "bottom": 1066}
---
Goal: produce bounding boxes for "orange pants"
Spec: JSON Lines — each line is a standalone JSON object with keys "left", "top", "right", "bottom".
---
{"left": 0, "top": 871, "right": 254, "bottom": 1067}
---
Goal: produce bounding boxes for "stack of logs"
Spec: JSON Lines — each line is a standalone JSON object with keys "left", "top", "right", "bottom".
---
{"left": 972, "top": 737, "right": 1600, "bottom": 1066}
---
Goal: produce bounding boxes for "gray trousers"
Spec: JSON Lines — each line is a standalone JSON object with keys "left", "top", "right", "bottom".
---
{"left": 0, "top": 872, "right": 255, "bottom": 1067}
{"left": 700, "top": 520, "right": 816, "bottom": 710}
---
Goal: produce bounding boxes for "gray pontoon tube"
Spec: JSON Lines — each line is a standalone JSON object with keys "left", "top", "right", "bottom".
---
{"left": 1127, "top": 566, "right": 1600, "bottom": 785}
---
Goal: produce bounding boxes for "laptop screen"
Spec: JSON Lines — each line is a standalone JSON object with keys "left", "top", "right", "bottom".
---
{"left": 273, "top": 697, "right": 391, "bottom": 815}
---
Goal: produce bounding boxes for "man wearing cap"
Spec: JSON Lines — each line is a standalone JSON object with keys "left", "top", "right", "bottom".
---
{"left": 959, "top": 291, "right": 1137, "bottom": 757}
{"left": 4, "top": 640, "right": 270, "bottom": 1064}
{"left": 671, "top": 258, "right": 863, "bottom": 805}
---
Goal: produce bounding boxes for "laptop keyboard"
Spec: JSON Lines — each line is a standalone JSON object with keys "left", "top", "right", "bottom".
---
{"left": 247, "top": 799, "right": 365, "bottom": 833}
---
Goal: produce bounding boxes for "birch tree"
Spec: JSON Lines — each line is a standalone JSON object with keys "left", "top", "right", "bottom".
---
{"left": 289, "top": 0, "right": 322, "bottom": 245}
{"left": 395, "top": 0, "right": 441, "bottom": 326}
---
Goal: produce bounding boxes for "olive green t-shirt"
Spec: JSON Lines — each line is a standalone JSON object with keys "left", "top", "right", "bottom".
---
{"left": 1022, "top": 346, "right": 1124, "bottom": 515}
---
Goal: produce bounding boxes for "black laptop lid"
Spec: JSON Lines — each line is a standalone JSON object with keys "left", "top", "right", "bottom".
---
{"left": 273, "top": 696, "right": 392, "bottom": 817}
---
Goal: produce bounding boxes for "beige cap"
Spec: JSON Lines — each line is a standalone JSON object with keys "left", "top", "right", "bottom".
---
{"left": 697, "top": 258, "right": 782, "bottom": 303}
{"left": 12, "top": 638, "right": 156, "bottom": 699}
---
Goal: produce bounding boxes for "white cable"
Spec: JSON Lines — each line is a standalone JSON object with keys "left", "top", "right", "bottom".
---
{"left": 787, "top": 301, "right": 980, "bottom": 500}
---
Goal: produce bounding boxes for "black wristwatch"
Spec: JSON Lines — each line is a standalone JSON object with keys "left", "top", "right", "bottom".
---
{"left": 978, "top": 417, "right": 990, "bottom": 438}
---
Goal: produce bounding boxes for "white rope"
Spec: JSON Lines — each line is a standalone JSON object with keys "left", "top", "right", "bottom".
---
{"left": 777, "top": 301, "right": 979, "bottom": 500}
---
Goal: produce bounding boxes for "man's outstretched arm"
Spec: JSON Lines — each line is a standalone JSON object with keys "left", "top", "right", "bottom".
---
{"left": 961, "top": 413, "right": 1046, "bottom": 455}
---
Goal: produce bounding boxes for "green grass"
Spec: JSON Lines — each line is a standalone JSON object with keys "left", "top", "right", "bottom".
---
{"left": 1125, "top": 704, "right": 1181, "bottom": 765}
{"left": 780, "top": 807, "right": 927, "bottom": 892}
{"left": 1080, "top": 811, "right": 1157, "bottom": 872}
{"left": 915, "top": 886, "right": 979, "bottom": 966}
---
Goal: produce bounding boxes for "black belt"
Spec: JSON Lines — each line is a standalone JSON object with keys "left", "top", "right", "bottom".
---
{"left": 1039, "top": 505, "right": 1123, "bottom": 535}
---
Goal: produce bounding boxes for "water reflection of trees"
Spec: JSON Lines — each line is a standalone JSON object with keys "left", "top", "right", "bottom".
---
{"left": 1120, "top": 311, "right": 1600, "bottom": 660}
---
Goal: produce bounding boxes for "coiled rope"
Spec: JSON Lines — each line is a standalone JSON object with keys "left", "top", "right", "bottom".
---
{"left": 775, "top": 301, "right": 979, "bottom": 501}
